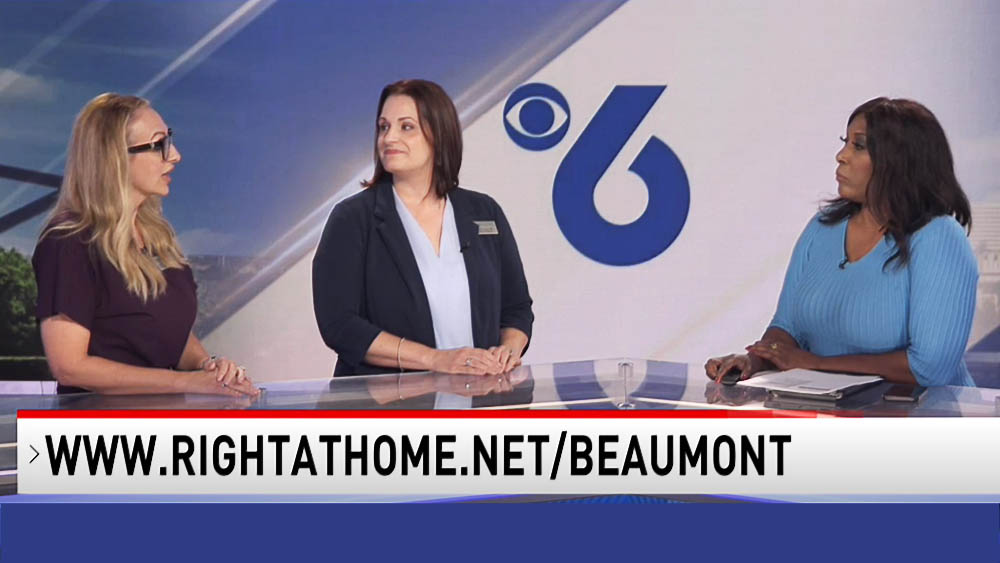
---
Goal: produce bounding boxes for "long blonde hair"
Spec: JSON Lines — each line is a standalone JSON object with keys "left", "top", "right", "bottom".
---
{"left": 42, "top": 93, "right": 187, "bottom": 302}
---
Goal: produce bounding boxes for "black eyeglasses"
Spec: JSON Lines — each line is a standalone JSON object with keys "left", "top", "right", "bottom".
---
{"left": 127, "top": 128, "right": 173, "bottom": 160}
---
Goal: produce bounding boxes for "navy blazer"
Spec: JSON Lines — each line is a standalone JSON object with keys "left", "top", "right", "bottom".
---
{"left": 312, "top": 181, "right": 534, "bottom": 376}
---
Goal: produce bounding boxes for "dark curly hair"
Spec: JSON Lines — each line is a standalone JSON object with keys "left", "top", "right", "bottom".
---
{"left": 819, "top": 97, "right": 971, "bottom": 268}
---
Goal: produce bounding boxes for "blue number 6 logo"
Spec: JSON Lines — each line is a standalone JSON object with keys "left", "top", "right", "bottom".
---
{"left": 505, "top": 84, "right": 690, "bottom": 266}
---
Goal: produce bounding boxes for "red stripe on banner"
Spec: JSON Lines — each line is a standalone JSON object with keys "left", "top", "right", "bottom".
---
{"left": 16, "top": 409, "right": 823, "bottom": 419}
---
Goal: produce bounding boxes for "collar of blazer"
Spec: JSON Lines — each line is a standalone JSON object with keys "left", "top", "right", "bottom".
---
{"left": 370, "top": 180, "right": 491, "bottom": 349}
{"left": 371, "top": 180, "right": 429, "bottom": 305}
{"left": 372, "top": 180, "right": 480, "bottom": 250}
{"left": 370, "top": 180, "right": 480, "bottom": 299}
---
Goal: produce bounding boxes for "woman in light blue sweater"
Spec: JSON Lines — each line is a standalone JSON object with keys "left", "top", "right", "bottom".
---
{"left": 706, "top": 98, "right": 977, "bottom": 387}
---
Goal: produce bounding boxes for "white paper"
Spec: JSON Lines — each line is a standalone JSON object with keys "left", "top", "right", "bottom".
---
{"left": 737, "top": 369, "right": 882, "bottom": 396}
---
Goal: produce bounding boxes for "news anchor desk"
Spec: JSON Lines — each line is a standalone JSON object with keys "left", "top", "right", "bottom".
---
{"left": 2, "top": 358, "right": 999, "bottom": 494}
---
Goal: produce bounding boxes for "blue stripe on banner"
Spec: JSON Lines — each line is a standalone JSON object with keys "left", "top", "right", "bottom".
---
{"left": 0, "top": 503, "right": 997, "bottom": 560}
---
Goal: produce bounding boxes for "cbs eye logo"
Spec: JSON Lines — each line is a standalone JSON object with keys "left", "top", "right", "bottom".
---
{"left": 504, "top": 83, "right": 690, "bottom": 267}
{"left": 503, "top": 83, "right": 570, "bottom": 151}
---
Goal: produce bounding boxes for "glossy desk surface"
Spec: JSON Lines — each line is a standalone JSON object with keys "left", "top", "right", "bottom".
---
{"left": 3, "top": 358, "right": 999, "bottom": 416}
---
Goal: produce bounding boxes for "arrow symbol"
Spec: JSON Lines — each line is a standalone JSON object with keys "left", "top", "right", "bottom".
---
{"left": 29, "top": 445, "right": 39, "bottom": 464}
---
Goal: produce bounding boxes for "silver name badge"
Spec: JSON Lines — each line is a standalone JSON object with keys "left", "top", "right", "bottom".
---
{"left": 474, "top": 220, "right": 499, "bottom": 235}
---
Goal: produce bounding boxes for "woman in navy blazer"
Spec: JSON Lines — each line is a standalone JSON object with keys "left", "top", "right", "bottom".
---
{"left": 313, "top": 79, "right": 533, "bottom": 377}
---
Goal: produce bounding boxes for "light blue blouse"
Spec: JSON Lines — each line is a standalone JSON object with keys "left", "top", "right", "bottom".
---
{"left": 769, "top": 213, "right": 978, "bottom": 387}
{"left": 393, "top": 188, "right": 474, "bottom": 407}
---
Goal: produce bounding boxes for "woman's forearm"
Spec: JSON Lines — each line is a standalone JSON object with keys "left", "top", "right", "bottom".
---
{"left": 753, "top": 327, "right": 917, "bottom": 383}
{"left": 53, "top": 355, "right": 192, "bottom": 395}
{"left": 812, "top": 350, "right": 916, "bottom": 384}
{"left": 42, "top": 316, "right": 253, "bottom": 396}
{"left": 363, "top": 331, "right": 437, "bottom": 371}
{"left": 499, "top": 327, "right": 528, "bottom": 356}
{"left": 177, "top": 331, "right": 212, "bottom": 371}
{"left": 363, "top": 332, "right": 506, "bottom": 375}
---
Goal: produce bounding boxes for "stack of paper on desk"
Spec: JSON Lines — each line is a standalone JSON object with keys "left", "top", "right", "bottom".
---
{"left": 738, "top": 369, "right": 882, "bottom": 398}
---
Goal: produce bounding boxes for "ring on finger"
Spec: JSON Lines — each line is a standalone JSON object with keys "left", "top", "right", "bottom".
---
{"left": 770, "top": 342, "right": 779, "bottom": 350}
{"left": 465, "top": 358, "right": 472, "bottom": 367}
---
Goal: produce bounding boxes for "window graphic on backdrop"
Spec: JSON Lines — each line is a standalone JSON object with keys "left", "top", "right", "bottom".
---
{"left": 504, "top": 83, "right": 690, "bottom": 266}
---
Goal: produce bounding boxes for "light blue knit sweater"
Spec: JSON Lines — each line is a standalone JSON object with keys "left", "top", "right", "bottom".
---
{"left": 769, "top": 213, "right": 978, "bottom": 386}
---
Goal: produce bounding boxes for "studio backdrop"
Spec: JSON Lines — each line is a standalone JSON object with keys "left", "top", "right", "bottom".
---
{"left": 1, "top": 0, "right": 997, "bottom": 383}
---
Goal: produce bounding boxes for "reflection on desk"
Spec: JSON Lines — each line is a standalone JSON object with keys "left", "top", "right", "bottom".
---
{"left": 1, "top": 358, "right": 997, "bottom": 486}
{"left": 0, "top": 358, "right": 997, "bottom": 416}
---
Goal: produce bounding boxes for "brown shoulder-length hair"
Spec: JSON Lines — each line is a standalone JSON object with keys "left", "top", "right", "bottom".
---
{"left": 361, "top": 79, "right": 462, "bottom": 197}
{"left": 819, "top": 97, "right": 971, "bottom": 269}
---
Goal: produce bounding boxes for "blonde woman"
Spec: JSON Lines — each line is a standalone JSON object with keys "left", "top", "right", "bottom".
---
{"left": 32, "top": 93, "right": 258, "bottom": 396}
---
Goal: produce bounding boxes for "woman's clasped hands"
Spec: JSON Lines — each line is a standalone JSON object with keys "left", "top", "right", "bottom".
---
{"left": 197, "top": 356, "right": 259, "bottom": 397}
{"left": 428, "top": 346, "right": 521, "bottom": 375}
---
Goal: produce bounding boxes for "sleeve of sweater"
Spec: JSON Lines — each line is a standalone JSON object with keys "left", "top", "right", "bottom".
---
{"left": 905, "top": 216, "right": 978, "bottom": 386}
